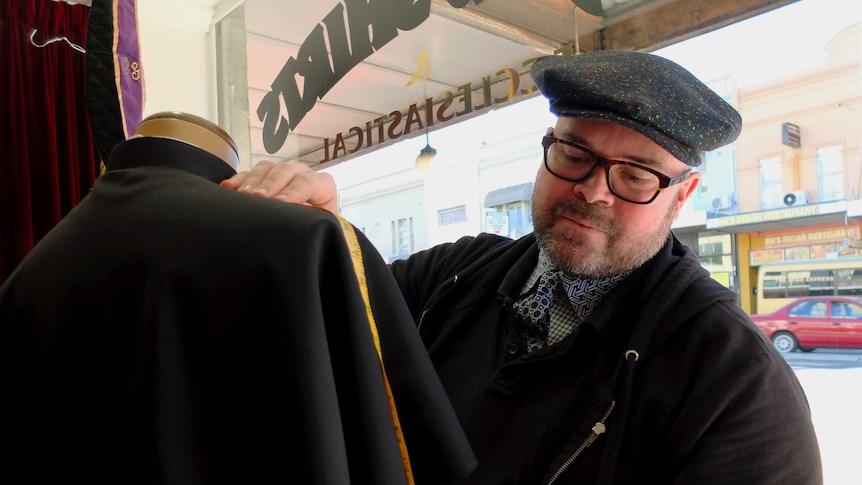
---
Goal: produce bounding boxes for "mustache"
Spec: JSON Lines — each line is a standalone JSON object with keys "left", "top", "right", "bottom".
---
{"left": 550, "top": 199, "right": 617, "bottom": 235}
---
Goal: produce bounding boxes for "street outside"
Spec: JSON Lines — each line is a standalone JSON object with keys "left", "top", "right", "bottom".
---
{"left": 784, "top": 350, "right": 862, "bottom": 485}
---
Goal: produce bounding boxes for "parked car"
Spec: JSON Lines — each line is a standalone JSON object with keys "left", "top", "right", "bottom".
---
{"left": 750, "top": 296, "right": 862, "bottom": 353}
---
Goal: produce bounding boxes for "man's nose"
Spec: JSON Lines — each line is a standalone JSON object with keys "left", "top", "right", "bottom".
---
{"left": 572, "top": 165, "right": 615, "bottom": 205}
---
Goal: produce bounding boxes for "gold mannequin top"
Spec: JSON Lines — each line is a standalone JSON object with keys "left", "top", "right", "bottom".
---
{"left": 132, "top": 111, "right": 240, "bottom": 171}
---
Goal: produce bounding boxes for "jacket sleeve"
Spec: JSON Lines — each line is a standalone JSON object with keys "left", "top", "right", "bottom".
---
{"left": 660, "top": 304, "right": 823, "bottom": 485}
{"left": 673, "top": 354, "right": 821, "bottom": 484}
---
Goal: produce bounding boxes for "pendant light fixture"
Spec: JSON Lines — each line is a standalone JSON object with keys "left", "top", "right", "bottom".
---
{"left": 415, "top": 124, "right": 437, "bottom": 173}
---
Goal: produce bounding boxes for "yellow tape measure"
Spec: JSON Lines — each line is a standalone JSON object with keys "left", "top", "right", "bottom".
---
{"left": 337, "top": 216, "right": 415, "bottom": 485}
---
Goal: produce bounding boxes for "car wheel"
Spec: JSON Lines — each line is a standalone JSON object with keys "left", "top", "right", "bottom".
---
{"left": 771, "top": 331, "right": 798, "bottom": 353}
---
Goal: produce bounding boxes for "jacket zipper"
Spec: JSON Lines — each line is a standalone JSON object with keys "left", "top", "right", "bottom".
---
{"left": 417, "top": 274, "right": 458, "bottom": 332}
{"left": 545, "top": 400, "right": 616, "bottom": 485}
{"left": 417, "top": 308, "right": 430, "bottom": 332}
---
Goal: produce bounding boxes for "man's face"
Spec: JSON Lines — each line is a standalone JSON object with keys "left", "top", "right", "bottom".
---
{"left": 532, "top": 118, "right": 700, "bottom": 278}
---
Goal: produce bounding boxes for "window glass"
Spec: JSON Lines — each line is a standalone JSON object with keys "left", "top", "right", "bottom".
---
{"left": 846, "top": 302, "right": 862, "bottom": 318}
{"left": 438, "top": 206, "right": 467, "bottom": 225}
{"left": 817, "top": 145, "right": 844, "bottom": 201}
{"left": 390, "top": 217, "right": 414, "bottom": 262}
{"left": 758, "top": 157, "right": 783, "bottom": 208}
{"left": 228, "top": 2, "right": 862, "bottom": 483}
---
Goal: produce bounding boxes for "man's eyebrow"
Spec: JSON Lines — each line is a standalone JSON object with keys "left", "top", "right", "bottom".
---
{"left": 557, "top": 132, "right": 665, "bottom": 168}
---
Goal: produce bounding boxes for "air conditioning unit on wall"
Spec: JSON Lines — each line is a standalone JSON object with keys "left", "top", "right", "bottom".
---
{"left": 709, "top": 196, "right": 733, "bottom": 211}
{"left": 783, "top": 190, "right": 809, "bottom": 207}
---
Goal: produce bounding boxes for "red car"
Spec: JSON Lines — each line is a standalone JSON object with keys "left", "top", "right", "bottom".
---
{"left": 750, "top": 296, "right": 862, "bottom": 353}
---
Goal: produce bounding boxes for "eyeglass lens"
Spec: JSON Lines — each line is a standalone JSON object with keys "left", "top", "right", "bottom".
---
{"left": 546, "top": 140, "right": 660, "bottom": 203}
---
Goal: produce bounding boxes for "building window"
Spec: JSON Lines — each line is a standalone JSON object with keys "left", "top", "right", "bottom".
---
{"left": 698, "top": 233, "right": 733, "bottom": 268}
{"left": 390, "top": 217, "right": 414, "bottom": 261}
{"left": 697, "top": 232, "right": 735, "bottom": 289}
{"left": 758, "top": 157, "right": 783, "bottom": 208}
{"left": 817, "top": 145, "right": 844, "bottom": 201}
{"left": 438, "top": 205, "right": 467, "bottom": 225}
{"left": 695, "top": 165, "right": 708, "bottom": 197}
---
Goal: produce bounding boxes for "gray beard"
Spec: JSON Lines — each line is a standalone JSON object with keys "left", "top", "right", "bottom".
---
{"left": 533, "top": 198, "right": 674, "bottom": 278}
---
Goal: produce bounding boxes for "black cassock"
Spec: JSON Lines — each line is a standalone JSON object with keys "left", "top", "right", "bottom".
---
{"left": 0, "top": 137, "right": 476, "bottom": 484}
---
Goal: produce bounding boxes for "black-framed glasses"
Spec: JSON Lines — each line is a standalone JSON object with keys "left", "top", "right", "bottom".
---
{"left": 541, "top": 136, "right": 691, "bottom": 204}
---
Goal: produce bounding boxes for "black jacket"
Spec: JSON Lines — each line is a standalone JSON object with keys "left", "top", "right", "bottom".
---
{"left": 0, "top": 137, "right": 476, "bottom": 485}
{"left": 390, "top": 232, "right": 822, "bottom": 484}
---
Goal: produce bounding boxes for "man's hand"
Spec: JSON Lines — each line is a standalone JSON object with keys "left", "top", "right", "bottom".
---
{"left": 221, "top": 160, "right": 339, "bottom": 215}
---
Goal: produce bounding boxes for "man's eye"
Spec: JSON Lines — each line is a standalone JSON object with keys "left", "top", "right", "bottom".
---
{"left": 618, "top": 167, "right": 654, "bottom": 186}
{"left": 562, "top": 148, "right": 592, "bottom": 164}
{"left": 565, "top": 154, "right": 591, "bottom": 164}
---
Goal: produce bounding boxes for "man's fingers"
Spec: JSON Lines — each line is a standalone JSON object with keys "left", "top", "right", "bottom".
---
{"left": 238, "top": 160, "right": 286, "bottom": 195}
{"left": 219, "top": 170, "right": 250, "bottom": 190}
{"left": 272, "top": 171, "right": 338, "bottom": 213}
{"left": 220, "top": 160, "right": 339, "bottom": 214}
{"left": 221, "top": 160, "right": 276, "bottom": 191}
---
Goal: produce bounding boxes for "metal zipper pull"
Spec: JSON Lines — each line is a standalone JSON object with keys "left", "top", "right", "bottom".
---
{"left": 546, "top": 401, "right": 615, "bottom": 485}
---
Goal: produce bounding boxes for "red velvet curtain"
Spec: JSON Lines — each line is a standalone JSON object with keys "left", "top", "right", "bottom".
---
{"left": 0, "top": 0, "right": 98, "bottom": 285}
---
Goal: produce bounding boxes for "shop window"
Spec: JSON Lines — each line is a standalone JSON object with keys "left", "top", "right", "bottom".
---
{"left": 390, "top": 217, "right": 414, "bottom": 262}
{"left": 486, "top": 201, "right": 532, "bottom": 239}
{"left": 696, "top": 233, "right": 734, "bottom": 287}
{"left": 484, "top": 183, "right": 534, "bottom": 238}
{"left": 698, "top": 233, "right": 733, "bottom": 268}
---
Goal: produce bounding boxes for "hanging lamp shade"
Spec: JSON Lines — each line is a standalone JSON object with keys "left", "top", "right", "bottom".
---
{"left": 415, "top": 143, "right": 437, "bottom": 173}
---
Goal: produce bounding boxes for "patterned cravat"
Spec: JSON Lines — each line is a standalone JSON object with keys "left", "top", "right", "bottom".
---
{"left": 512, "top": 269, "right": 560, "bottom": 339}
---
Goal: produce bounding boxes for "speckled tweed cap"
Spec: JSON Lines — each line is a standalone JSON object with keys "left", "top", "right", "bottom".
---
{"left": 530, "top": 50, "right": 742, "bottom": 167}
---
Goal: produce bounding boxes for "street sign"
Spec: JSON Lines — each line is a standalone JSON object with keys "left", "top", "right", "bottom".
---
{"left": 486, "top": 211, "right": 509, "bottom": 236}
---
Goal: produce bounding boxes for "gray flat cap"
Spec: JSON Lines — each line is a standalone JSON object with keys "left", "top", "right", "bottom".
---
{"left": 530, "top": 50, "right": 742, "bottom": 166}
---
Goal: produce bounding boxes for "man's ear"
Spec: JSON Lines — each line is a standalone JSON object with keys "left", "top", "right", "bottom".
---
{"left": 680, "top": 172, "right": 701, "bottom": 200}
{"left": 672, "top": 172, "right": 701, "bottom": 220}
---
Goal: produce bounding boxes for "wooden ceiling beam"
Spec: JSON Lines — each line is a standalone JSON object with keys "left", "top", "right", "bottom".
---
{"left": 597, "top": 0, "right": 802, "bottom": 51}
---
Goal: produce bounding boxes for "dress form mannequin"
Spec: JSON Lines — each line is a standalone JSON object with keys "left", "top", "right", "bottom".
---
{"left": 0, "top": 109, "right": 477, "bottom": 484}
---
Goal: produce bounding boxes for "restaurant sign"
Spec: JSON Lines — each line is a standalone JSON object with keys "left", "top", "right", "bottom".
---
{"left": 763, "top": 225, "right": 861, "bottom": 249}
{"left": 749, "top": 249, "right": 786, "bottom": 266}
{"left": 706, "top": 205, "right": 820, "bottom": 229}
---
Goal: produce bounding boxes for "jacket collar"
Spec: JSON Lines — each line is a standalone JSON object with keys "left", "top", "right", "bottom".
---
{"left": 584, "top": 234, "right": 736, "bottom": 353}
{"left": 105, "top": 137, "right": 237, "bottom": 184}
{"left": 494, "top": 233, "right": 714, "bottom": 340}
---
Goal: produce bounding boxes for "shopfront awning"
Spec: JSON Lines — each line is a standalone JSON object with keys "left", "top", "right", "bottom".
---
{"left": 705, "top": 201, "right": 859, "bottom": 233}
{"left": 484, "top": 182, "right": 533, "bottom": 208}
{"left": 238, "top": 0, "right": 798, "bottom": 171}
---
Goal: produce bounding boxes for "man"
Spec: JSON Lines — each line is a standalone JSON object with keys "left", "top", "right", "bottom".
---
{"left": 222, "top": 50, "right": 823, "bottom": 484}
{"left": 0, "top": 112, "right": 476, "bottom": 484}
